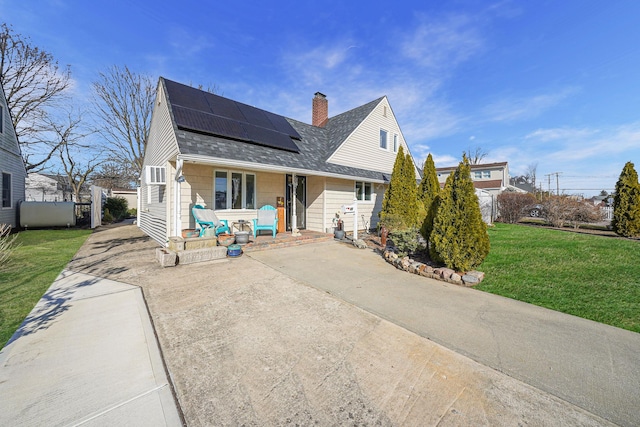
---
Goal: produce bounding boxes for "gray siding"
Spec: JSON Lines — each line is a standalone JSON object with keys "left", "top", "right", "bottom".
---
{"left": 0, "top": 87, "right": 26, "bottom": 228}
{"left": 139, "top": 80, "right": 179, "bottom": 245}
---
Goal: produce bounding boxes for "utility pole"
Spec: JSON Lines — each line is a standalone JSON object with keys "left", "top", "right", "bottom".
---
{"left": 544, "top": 172, "right": 562, "bottom": 195}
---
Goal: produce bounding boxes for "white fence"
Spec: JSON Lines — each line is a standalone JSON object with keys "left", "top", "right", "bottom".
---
{"left": 601, "top": 206, "right": 613, "bottom": 221}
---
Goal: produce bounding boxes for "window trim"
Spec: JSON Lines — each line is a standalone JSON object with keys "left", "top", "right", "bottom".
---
{"left": 2, "top": 172, "right": 12, "bottom": 209}
{"left": 355, "top": 181, "right": 373, "bottom": 202}
{"left": 214, "top": 170, "right": 256, "bottom": 210}
{"left": 379, "top": 129, "right": 388, "bottom": 150}
{"left": 393, "top": 134, "right": 398, "bottom": 153}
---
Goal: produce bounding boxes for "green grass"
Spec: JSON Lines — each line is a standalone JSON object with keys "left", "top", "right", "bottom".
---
{"left": 0, "top": 229, "right": 92, "bottom": 349}
{"left": 477, "top": 223, "right": 640, "bottom": 333}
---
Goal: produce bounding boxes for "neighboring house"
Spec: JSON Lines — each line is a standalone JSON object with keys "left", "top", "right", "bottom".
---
{"left": 436, "top": 162, "right": 517, "bottom": 196}
{"left": 0, "top": 83, "right": 26, "bottom": 228}
{"left": 139, "top": 78, "right": 418, "bottom": 245}
{"left": 25, "top": 173, "right": 73, "bottom": 202}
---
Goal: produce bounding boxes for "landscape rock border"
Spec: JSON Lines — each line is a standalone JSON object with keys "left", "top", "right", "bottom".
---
{"left": 382, "top": 247, "right": 484, "bottom": 286}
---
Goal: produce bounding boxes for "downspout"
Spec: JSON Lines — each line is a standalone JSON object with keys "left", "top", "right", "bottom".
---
{"left": 174, "top": 159, "right": 184, "bottom": 239}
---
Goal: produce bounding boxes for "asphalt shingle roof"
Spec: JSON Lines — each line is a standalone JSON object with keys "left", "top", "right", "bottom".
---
{"left": 163, "top": 78, "right": 388, "bottom": 182}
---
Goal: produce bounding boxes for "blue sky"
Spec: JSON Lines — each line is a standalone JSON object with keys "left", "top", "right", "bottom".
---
{"left": 2, "top": 0, "right": 639, "bottom": 196}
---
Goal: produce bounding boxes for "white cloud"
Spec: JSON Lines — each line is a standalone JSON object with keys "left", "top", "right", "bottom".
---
{"left": 401, "top": 13, "right": 484, "bottom": 70}
{"left": 483, "top": 87, "right": 578, "bottom": 123}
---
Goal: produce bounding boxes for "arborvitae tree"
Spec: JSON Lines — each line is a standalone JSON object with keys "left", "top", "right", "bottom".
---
{"left": 430, "top": 155, "right": 490, "bottom": 271}
{"left": 418, "top": 154, "right": 441, "bottom": 245}
{"left": 380, "top": 146, "right": 406, "bottom": 228}
{"left": 402, "top": 151, "right": 421, "bottom": 228}
{"left": 612, "top": 161, "right": 640, "bottom": 237}
{"left": 381, "top": 146, "right": 420, "bottom": 229}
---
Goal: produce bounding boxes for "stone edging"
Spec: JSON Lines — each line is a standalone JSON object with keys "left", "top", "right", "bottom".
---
{"left": 382, "top": 248, "right": 485, "bottom": 286}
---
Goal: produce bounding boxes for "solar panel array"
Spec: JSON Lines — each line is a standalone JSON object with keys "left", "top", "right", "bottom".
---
{"left": 165, "top": 79, "right": 301, "bottom": 153}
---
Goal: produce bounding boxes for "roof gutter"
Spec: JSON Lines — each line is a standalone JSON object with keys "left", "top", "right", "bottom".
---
{"left": 176, "top": 154, "right": 388, "bottom": 184}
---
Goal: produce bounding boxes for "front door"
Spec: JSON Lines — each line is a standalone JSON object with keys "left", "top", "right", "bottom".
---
{"left": 286, "top": 174, "right": 306, "bottom": 230}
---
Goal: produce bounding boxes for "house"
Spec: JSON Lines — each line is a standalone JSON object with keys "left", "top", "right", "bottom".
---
{"left": 139, "top": 78, "right": 418, "bottom": 245}
{"left": 0, "top": 83, "right": 26, "bottom": 229}
{"left": 436, "top": 162, "right": 517, "bottom": 196}
{"left": 25, "top": 173, "right": 73, "bottom": 202}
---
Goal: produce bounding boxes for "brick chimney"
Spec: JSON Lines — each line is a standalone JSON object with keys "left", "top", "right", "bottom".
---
{"left": 312, "top": 92, "right": 328, "bottom": 127}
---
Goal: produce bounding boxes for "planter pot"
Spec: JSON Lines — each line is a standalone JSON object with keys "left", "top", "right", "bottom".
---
{"left": 235, "top": 231, "right": 250, "bottom": 244}
{"left": 227, "top": 243, "right": 242, "bottom": 257}
{"left": 182, "top": 229, "right": 199, "bottom": 238}
{"left": 217, "top": 233, "right": 235, "bottom": 246}
{"left": 334, "top": 229, "right": 345, "bottom": 240}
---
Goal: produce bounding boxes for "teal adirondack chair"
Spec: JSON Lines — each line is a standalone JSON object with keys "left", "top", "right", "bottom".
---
{"left": 252, "top": 205, "right": 278, "bottom": 238}
{"left": 192, "top": 205, "right": 230, "bottom": 237}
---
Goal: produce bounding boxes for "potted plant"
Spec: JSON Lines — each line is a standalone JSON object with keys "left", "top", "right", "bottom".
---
{"left": 333, "top": 211, "right": 345, "bottom": 240}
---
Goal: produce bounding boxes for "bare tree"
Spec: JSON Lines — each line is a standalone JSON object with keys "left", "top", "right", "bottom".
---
{"left": 526, "top": 162, "right": 538, "bottom": 190}
{"left": 92, "top": 161, "right": 137, "bottom": 190}
{"left": 0, "top": 23, "right": 72, "bottom": 171}
{"left": 47, "top": 109, "right": 102, "bottom": 202}
{"left": 464, "top": 146, "right": 489, "bottom": 164}
{"left": 91, "top": 65, "right": 155, "bottom": 181}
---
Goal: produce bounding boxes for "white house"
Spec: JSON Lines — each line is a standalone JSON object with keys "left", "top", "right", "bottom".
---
{"left": 25, "top": 173, "right": 72, "bottom": 202}
{"left": 0, "top": 83, "right": 26, "bottom": 228}
{"left": 139, "top": 78, "right": 418, "bottom": 245}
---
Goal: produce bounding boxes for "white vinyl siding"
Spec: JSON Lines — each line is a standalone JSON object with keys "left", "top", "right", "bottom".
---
{"left": 327, "top": 98, "right": 418, "bottom": 176}
{"left": 138, "top": 81, "right": 180, "bottom": 245}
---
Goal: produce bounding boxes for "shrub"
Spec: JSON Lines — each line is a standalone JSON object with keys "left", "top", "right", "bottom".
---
{"left": 127, "top": 208, "right": 137, "bottom": 218}
{"left": 612, "top": 161, "right": 640, "bottom": 237}
{"left": 104, "top": 197, "right": 128, "bottom": 221}
{"left": 541, "top": 195, "right": 602, "bottom": 228}
{"left": 0, "top": 224, "right": 20, "bottom": 268}
{"left": 430, "top": 155, "right": 490, "bottom": 271}
{"left": 103, "top": 208, "right": 114, "bottom": 223}
{"left": 496, "top": 192, "right": 537, "bottom": 223}
{"left": 388, "top": 228, "right": 421, "bottom": 257}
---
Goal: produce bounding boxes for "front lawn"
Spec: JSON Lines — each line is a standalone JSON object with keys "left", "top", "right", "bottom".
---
{"left": 0, "top": 229, "right": 92, "bottom": 349}
{"left": 477, "top": 223, "right": 640, "bottom": 333}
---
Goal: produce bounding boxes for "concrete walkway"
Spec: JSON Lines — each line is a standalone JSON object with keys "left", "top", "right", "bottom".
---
{"left": 249, "top": 241, "right": 640, "bottom": 427}
{"left": 0, "top": 269, "right": 182, "bottom": 426}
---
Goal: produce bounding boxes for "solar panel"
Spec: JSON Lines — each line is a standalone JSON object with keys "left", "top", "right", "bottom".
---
{"left": 204, "top": 92, "right": 245, "bottom": 121}
{"left": 164, "top": 80, "right": 211, "bottom": 113}
{"left": 164, "top": 78, "right": 301, "bottom": 153}
{"left": 242, "top": 123, "right": 300, "bottom": 152}
{"left": 173, "top": 106, "right": 248, "bottom": 141}
{"left": 265, "top": 111, "right": 302, "bottom": 140}
{"left": 236, "top": 102, "right": 273, "bottom": 130}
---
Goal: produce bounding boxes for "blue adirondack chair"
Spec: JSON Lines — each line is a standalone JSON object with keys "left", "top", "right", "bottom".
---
{"left": 252, "top": 205, "right": 278, "bottom": 238}
{"left": 192, "top": 205, "right": 230, "bottom": 237}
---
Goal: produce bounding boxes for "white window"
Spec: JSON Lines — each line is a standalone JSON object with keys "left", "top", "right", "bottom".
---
{"left": 483, "top": 170, "right": 491, "bottom": 178}
{"left": 355, "top": 181, "right": 372, "bottom": 201}
{"left": 393, "top": 134, "right": 398, "bottom": 152}
{"left": 146, "top": 166, "right": 166, "bottom": 184}
{"left": 474, "top": 170, "right": 491, "bottom": 179}
{"left": 215, "top": 170, "right": 256, "bottom": 210}
{"left": 2, "top": 172, "right": 11, "bottom": 208}
{"left": 380, "top": 129, "right": 388, "bottom": 150}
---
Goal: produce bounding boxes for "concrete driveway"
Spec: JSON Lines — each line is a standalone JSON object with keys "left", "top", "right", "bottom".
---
{"left": 250, "top": 241, "right": 640, "bottom": 427}
{"left": 4, "top": 224, "right": 636, "bottom": 426}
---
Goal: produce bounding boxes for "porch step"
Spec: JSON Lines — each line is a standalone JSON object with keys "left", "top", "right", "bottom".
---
{"left": 242, "top": 233, "right": 334, "bottom": 253}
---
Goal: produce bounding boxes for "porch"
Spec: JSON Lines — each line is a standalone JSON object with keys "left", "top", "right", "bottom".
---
{"left": 242, "top": 230, "right": 334, "bottom": 253}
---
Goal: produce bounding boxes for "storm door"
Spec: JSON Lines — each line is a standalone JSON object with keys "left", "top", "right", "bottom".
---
{"left": 285, "top": 174, "right": 306, "bottom": 230}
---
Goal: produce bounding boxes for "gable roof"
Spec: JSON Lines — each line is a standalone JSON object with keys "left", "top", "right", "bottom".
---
{"left": 162, "top": 78, "right": 390, "bottom": 182}
{"left": 436, "top": 162, "right": 508, "bottom": 172}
